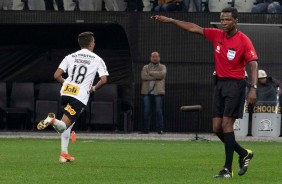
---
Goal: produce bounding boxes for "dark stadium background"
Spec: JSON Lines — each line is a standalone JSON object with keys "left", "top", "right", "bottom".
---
{"left": 0, "top": 11, "right": 281, "bottom": 133}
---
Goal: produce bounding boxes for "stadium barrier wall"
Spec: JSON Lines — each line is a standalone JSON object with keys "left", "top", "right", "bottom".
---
{"left": 0, "top": 11, "right": 282, "bottom": 133}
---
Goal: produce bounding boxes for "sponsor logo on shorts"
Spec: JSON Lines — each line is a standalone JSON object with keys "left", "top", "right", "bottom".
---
{"left": 64, "top": 105, "right": 76, "bottom": 115}
{"left": 63, "top": 84, "right": 80, "bottom": 96}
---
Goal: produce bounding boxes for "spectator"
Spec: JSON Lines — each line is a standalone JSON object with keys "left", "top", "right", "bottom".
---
{"left": 233, "top": 0, "right": 257, "bottom": 12}
{"left": 0, "top": 0, "right": 12, "bottom": 10}
{"left": 251, "top": 0, "right": 282, "bottom": 13}
{"left": 182, "top": 0, "right": 201, "bottom": 12}
{"left": 92, "top": 0, "right": 126, "bottom": 11}
{"left": 12, "top": 0, "right": 45, "bottom": 10}
{"left": 208, "top": 0, "right": 230, "bottom": 12}
{"left": 257, "top": 69, "right": 281, "bottom": 102}
{"left": 63, "top": 0, "right": 126, "bottom": 11}
{"left": 102, "top": 0, "right": 127, "bottom": 11}
{"left": 45, "top": 0, "right": 64, "bottom": 11}
{"left": 208, "top": 0, "right": 257, "bottom": 13}
{"left": 154, "top": 0, "right": 179, "bottom": 11}
{"left": 63, "top": 0, "right": 86, "bottom": 11}
{"left": 141, "top": 51, "right": 167, "bottom": 134}
{"left": 126, "top": 0, "right": 144, "bottom": 11}
{"left": 142, "top": 0, "right": 152, "bottom": 11}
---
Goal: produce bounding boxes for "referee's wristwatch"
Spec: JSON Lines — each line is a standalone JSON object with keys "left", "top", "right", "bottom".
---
{"left": 251, "top": 84, "right": 257, "bottom": 89}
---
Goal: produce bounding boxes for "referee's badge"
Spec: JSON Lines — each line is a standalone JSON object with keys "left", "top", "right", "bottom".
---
{"left": 227, "top": 50, "right": 236, "bottom": 61}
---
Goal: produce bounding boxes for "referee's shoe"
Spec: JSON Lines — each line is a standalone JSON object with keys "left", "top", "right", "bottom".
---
{"left": 214, "top": 168, "right": 233, "bottom": 178}
{"left": 238, "top": 149, "right": 254, "bottom": 176}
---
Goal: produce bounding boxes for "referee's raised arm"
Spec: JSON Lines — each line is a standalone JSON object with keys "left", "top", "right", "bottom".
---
{"left": 151, "top": 15, "right": 204, "bottom": 36}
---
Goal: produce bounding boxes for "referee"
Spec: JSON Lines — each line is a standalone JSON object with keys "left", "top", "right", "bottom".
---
{"left": 153, "top": 7, "right": 257, "bottom": 178}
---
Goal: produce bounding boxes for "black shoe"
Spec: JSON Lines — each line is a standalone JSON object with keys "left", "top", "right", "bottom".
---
{"left": 214, "top": 168, "right": 233, "bottom": 179}
{"left": 158, "top": 131, "right": 164, "bottom": 134}
{"left": 238, "top": 149, "right": 254, "bottom": 176}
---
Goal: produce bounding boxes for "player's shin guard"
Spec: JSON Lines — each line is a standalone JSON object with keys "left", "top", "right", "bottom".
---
{"left": 53, "top": 119, "right": 67, "bottom": 133}
{"left": 216, "top": 132, "right": 224, "bottom": 142}
{"left": 216, "top": 132, "right": 247, "bottom": 156}
{"left": 61, "top": 128, "right": 71, "bottom": 154}
{"left": 61, "top": 122, "right": 75, "bottom": 154}
{"left": 224, "top": 132, "right": 235, "bottom": 171}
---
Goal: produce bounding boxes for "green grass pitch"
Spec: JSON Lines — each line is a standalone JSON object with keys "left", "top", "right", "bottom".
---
{"left": 0, "top": 138, "right": 282, "bottom": 184}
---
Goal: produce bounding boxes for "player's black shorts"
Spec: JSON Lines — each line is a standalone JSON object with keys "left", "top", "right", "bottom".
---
{"left": 61, "top": 96, "right": 86, "bottom": 122}
{"left": 213, "top": 78, "right": 246, "bottom": 119}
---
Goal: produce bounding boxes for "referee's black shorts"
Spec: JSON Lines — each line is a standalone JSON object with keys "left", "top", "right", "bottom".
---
{"left": 212, "top": 78, "right": 247, "bottom": 119}
{"left": 61, "top": 96, "right": 86, "bottom": 122}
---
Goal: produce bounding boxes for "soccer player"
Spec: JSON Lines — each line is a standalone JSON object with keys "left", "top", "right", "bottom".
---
{"left": 37, "top": 32, "right": 109, "bottom": 163}
{"left": 153, "top": 7, "right": 257, "bottom": 178}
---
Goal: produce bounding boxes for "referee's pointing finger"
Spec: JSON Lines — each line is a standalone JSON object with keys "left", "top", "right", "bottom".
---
{"left": 151, "top": 15, "right": 174, "bottom": 23}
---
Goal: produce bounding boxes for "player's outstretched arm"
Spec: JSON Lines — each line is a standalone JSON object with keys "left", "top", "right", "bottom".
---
{"left": 151, "top": 15, "right": 204, "bottom": 36}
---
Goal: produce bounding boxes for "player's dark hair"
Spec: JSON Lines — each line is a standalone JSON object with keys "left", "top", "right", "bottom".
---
{"left": 221, "top": 7, "right": 238, "bottom": 19}
{"left": 78, "top": 32, "right": 94, "bottom": 48}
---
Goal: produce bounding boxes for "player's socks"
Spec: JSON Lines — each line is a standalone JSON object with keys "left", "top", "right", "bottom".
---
{"left": 61, "top": 122, "right": 75, "bottom": 154}
{"left": 216, "top": 132, "right": 225, "bottom": 142}
{"left": 52, "top": 119, "right": 67, "bottom": 133}
{"left": 223, "top": 132, "right": 235, "bottom": 171}
{"left": 235, "top": 142, "right": 248, "bottom": 156}
{"left": 61, "top": 127, "right": 71, "bottom": 154}
{"left": 216, "top": 132, "right": 247, "bottom": 156}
